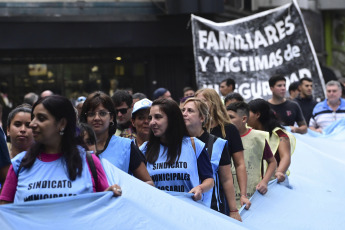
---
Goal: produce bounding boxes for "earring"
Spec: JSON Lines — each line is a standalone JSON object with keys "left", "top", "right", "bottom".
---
{"left": 110, "top": 121, "right": 114, "bottom": 126}
{"left": 59, "top": 128, "right": 64, "bottom": 136}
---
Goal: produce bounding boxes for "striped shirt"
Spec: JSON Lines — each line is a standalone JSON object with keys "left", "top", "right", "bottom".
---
{"left": 309, "top": 98, "right": 345, "bottom": 130}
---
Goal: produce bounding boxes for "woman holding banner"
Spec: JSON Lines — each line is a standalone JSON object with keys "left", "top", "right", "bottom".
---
{"left": 195, "top": 88, "right": 251, "bottom": 211}
{"left": 0, "top": 95, "right": 121, "bottom": 204}
{"left": 182, "top": 98, "right": 241, "bottom": 221}
{"left": 247, "top": 99, "right": 295, "bottom": 182}
{"left": 140, "top": 98, "right": 214, "bottom": 202}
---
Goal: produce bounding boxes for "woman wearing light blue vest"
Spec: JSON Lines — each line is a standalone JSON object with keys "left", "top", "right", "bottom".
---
{"left": 140, "top": 98, "right": 214, "bottom": 201}
{"left": 0, "top": 95, "right": 121, "bottom": 204}
{"left": 80, "top": 91, "right": 154, "bottom": 186}
{"left": 182, "top": 98, "right": 241, "bottom": 221}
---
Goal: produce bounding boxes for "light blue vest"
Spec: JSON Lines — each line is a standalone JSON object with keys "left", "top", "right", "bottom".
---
{"left": 98, "top": 135, "right": 131, "bottom": 173}
{"left": 141, "top": 137, "right": 205, "bottom": 193}
{"left": 100, "top": 158, "right": 120, "bottom": 186}
{"left": 203, "top": 137, "right": 227, "bottom": 209}
{"left": 12, "top": 147, "right": 93, "bottom": 203}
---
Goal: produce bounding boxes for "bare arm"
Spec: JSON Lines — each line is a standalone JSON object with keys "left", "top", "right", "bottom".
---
{"left": 263, "top": 156, "right": 277, "bottom": 183}
{"left": 219, "top": 165, "right": 242, "bottom": 221}
{"left": 290, "top": 120, "right": 307, "bottom": 134}
{"left": 132, "top": 162, "right": 155, "bottom": 186}
{"left": 189, "top": 178, "right": 214, "bottom": 201}
{"left": 256, "top": 156, "right": 277, "bottom": 194}
{"left": 276, "top": 136, "right": 291, "bottom": 176}
{"left": 0, "top": 200, "right": 11, "bottom": 205}
{"left": 232, "top": 151, "right": 250, "bottom": 209}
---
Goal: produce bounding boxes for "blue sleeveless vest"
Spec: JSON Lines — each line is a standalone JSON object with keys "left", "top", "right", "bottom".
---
{"left": 141, "top": 137, "right": 204, "bottom": 193}
{"left": 203, "top": 137, "right": 227, "bottom": 209}
{"left": 12, "top": 147, "right": 93, "bottom": 203}
{"left": 100, "top": 158, "right": 121, "bottom": 186}
{"left": 98, "top": 135, "right": 131, "bottom": 173}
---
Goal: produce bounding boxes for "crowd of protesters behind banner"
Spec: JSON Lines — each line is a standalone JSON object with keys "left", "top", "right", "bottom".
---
{"left": 0, "top": 75, "right": 345, "bottom": 222}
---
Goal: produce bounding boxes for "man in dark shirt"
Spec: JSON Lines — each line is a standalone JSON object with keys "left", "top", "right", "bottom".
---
{"left": 294, "top": 78, "right": 318, "bottom": 125}
{"left": 267, "top": 75, "right": 307, "bottom": 134}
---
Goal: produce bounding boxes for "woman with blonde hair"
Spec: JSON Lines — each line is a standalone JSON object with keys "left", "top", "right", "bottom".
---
{"left": 195, "top": 88, "right": 251, "bottom": 210}
{"left": 182, "top": 98, "right": 241, "bottom": 221}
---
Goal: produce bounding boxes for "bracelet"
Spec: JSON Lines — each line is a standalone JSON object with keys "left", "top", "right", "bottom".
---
{"left": 230, "top": 209, "right": 238, "bottom": 212}
{"left": 241, "top": 194, "right": 247, "bottom": 197}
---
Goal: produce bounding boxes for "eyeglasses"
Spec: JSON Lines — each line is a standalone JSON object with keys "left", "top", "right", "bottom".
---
{"left": 115, "top": 107, "right": 129, "bottom": 115}
{"left": 86, "top": 111, "right": 111, "bottom": 118}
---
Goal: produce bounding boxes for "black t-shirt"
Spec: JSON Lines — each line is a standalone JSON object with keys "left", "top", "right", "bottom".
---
{"left": 197, "top": 131, "right": 230, "bottom": 166}
{"left": 294, "top": 95, "right": 318, "bottom": 125}
{"left": 268, "top": 100, "right": 306, "bottom": 126}
{"left": 210, "top": 124, "right": 244, "bottom": 159}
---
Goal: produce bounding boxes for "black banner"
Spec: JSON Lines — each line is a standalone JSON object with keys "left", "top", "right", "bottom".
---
{"left": 191, "top": 0, "right": 325, "bottom": 101}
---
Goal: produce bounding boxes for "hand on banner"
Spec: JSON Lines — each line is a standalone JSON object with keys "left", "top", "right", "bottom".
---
{"left": 275, "top": 171, "right": 286, "bottom": 182}
{"left": 229, "top": 211, "right": 242, "bottom": 222}
{"left": 189, "top": 185, "right": 203, "bottom": 201}
{"left": 105, "top": 184, "right": 122, "bottom": 197}
{"left": 240, "top": 195, "right": 251, "bottom": 210}
{"left": 289, "top": 126, "right": 297, "bottom": 133}
{"left": 256, "top": 181, "right": 268, "bottom": 195}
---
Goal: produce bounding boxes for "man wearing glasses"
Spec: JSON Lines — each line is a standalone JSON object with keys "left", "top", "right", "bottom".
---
{"left": 111, "top": 90, "right": 136, "bottom": 139}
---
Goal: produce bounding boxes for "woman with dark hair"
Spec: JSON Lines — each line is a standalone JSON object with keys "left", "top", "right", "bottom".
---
{"left": 0, "top": 95, "right": 121, "bottom": 204}
{"left": 195, "top": 88, "right": 250, "bottom": 210}
{"left": 182, "top": 98, "right": 241, "bottom": 221}
{"left": 6, "top": 104, "right": 34, "bottom": 159}
{"left": 140, "top": 98, "right": 214, "bottom": 201}
{"left": 80, "top": 91, "right": 153, "bottom": 186}
{"left": 77, "top": 122, "right": 97, "bottom": 154}
{"left": 247, "top": 99, "right": 295, "bottom": 182}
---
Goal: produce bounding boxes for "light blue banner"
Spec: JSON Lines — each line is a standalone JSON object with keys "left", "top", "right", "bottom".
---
{"left": 241, "top": 118, "right": 345, "bottom": 229}
{"left": 1, "top": 118, "right": 345, "bottom": 229}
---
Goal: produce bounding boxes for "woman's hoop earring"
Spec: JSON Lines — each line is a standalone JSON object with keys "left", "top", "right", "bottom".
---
{"left": 59, "top": 128, "right": 64, "bottom": 136}
{"left": 110, "top": 121, "right": 114, "bottom": 126}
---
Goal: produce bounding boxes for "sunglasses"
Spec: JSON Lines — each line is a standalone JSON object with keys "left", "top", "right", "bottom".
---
{"left": 115, "top": 108, "right": 129, "bottom": 115}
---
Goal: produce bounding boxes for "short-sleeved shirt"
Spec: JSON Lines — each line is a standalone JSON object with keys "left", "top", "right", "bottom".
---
{"left": 309, "top": 98, "right": 345, "bottom": 130}
{"left": 268, "top": 100, "right": 306, "bottom": 126}
{"left": 210, "top": 124, "right": 244, "bottom": 159}
{"left": 294, "top": 95, "right": 318, "bottom": 125}
{"left": 0, "top": 152, "right": 109, "bottom": 202}
{"left": 197, "top": 131, "right": 230, "bottom": 166}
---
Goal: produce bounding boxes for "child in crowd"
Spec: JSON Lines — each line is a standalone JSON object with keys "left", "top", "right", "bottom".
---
{"left": 227, "top": 102, "right": 277, "bottom": 209}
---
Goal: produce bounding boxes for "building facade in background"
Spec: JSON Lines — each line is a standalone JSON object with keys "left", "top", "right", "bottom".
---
{"left": 0, "top": 0, "right": 343, "bottom": 106}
